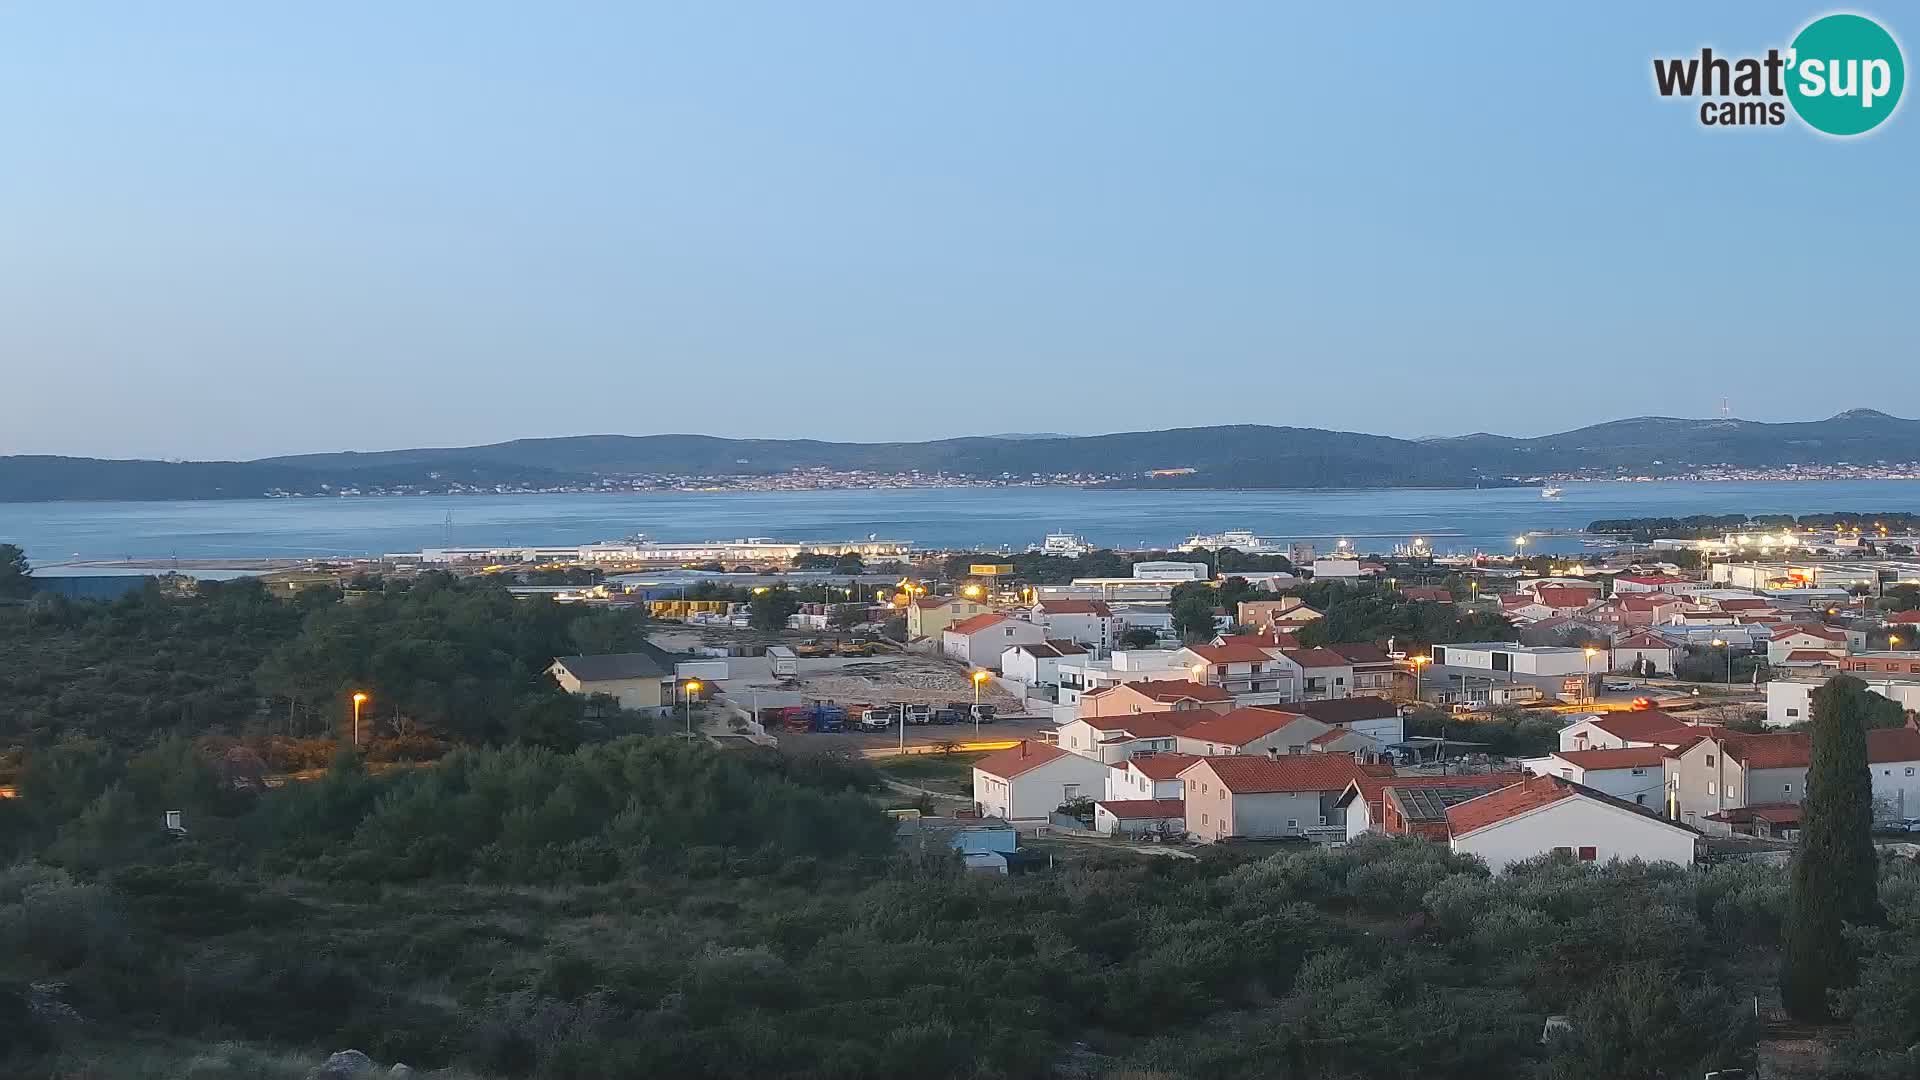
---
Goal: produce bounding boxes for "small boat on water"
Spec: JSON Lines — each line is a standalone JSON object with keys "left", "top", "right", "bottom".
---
{"left": 1540, "top": 485, "right": 1564, "bottom": 499}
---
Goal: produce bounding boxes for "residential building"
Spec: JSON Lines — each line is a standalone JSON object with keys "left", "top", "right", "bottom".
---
{"left": 1378, "top": 779, "right": 1518, "bottom": 840}
{"left": 1663, "top": 724, "right": 1920, "bottom": 825}
{"left": 907, "top": 594, "right": 992, "bottom": 640}
{"left": 1611, "top": 574, "right": 1692, "bottom": 593}
{"left": 1840, "top": 651, "right": 1920, "bottom": 677}
{"left": 1000, "top": 640, "right": 1087, "bottom": 687}
{"left": 549, "top": 651, "right": 673, "bottom": 713}
{"left": 1237, "top": 597, "right": 1313, "bottom": 632}
{"left": 1057, "top": 711, "right": 1200, "bottom": 764}
{"left": 1173, "top": 643, "right": 1298, "bottom": 704}
{"left": 1766, "top": 676, "right": 1920, "bottom": 728}
{"left": 1030, "top": 598, "right": 1120, "bottom": 649}
{"left": 1308, "top": 727, "right": 1384, "bottom": 758}
{"left": 1093, "top": 798, "right": 1187, "bottom": 837}
{"left": 942, "top": 613, "right": 1046, "bottom": 668}
{"left": 1523, "top": 746, "right": 1669, "bottom": 808}
{"left": 1324, "top": 642, "right": 1399, "bottom": 697}
{"left": 1292, "top": 696, "right": 1407, "bottom": 745}
{"left": 1173, "top": 707, "right": 1331, "bottom": 757}
{"left": 971, "top": 741, "right": 1111, "bottom": 822}
{"left": 1179, "top": 755, "right": 1378, "bottom": 842}
{"left": 1280, "top": 647, "right": 1356, "bottom": 700}
{"left": 1103, "top": 751, "right": 1200, "bottom": 802}
{"left": 1401, "top": 587, "right": 1453, "bottom": 603}
{"left": 1766, "top": 624, "right": 1850, "bottom": 664}
{"left": 1076, "top": 679, "right": 1236, "bottom": 719}
{"left": 1055, "top": 649, "right": 1187, "bottom": 707}
{"left": 1336, "top": 772, "right": 1529, "bottom": 841}
{"left": 1557, "top": 710, "right": 1706, "bottom": 752}
{"left": 1610, "top": 631, "right": 1677, "bottom": 676}
{"left": 1586, "top": 592, "right": 1687, "bottom": 630}
{"left": 1432, "top": 642, "right": 1593, "bottom": 677}
{"left": 1447, "top": 774, "right": 1698, "bottom": 873}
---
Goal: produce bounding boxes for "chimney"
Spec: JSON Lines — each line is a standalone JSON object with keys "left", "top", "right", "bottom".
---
{"left": 1020, "top": 740, "right": 1029, "bottom": 758}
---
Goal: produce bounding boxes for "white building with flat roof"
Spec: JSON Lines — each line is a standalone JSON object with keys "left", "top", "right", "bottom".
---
{"left": 1429, "top": 643, "right": 1593, "bottom": 677}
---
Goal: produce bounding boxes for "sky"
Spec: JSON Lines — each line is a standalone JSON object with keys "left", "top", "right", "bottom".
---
{"left": 2, "top": 3, "right": 1915, "bottom": 460}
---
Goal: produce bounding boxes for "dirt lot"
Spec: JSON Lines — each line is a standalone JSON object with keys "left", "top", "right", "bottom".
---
{"left": 799, "top": 656, "right": 1022, "bottom": 711}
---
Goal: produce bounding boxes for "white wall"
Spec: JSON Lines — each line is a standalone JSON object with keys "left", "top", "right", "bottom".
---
{"left": 1874, "top": 758, "right": 1920, "bottom": 819}
{"left": 1104, "top": 766, "right": 1182, "bottom": 802}
{"left": 1344, "top": 797, "right": 1375, "bottom": 840}
{"left": 972, "top": 754, "right": 1111, "bottom": 821}
{"left": 1558, "top": 715, "right": 1629, "bottom": 751}
{"left": 1535, "top": 758, "right": 1666, "bottom": 808}
{"left": 1451, "top": 797, "right": 1695, "bottom": 874}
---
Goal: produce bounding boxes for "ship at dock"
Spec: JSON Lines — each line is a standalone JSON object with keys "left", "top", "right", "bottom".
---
{"left": 1174, "top": 528, "right": 1287, "bottom": 553}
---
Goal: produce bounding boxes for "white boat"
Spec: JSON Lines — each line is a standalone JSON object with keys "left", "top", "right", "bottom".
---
{"left": 1176, "top": 529, "right": 1286, "bottom": 553}
{"left": 1031, "top": 532, "right": 1095, "bottom": 557}
{"left": 1540, "top": 485, "right": 1564, "bottom": 499}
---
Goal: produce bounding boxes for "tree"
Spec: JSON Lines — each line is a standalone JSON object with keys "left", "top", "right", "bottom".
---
{"left": 0, "top": 543, "right": 30, "bottom": 598}
{"left": 749, "top": 587, "right": 801, "bottom": 631}
{"left": 830, "top": 604, "right": 864, "bottom": 630}
{"left": 1119, "top": 627, "right": 1160, "bottom": 650}
{"left": 1169, "top": 585, "right": 1219, "bottom": 643}
{"left": 1782, "top": 675, "right": 1886, "bottom": 1021}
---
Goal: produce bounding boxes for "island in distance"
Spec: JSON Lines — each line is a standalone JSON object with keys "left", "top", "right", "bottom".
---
{"left": 3, "top": 409, "right": 1918, "bottom": 502}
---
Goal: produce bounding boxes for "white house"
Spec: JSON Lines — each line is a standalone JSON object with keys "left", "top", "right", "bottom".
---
{"left": 1103, "top": 751, "right": 1200, "bottom": 802}
{"left": 1000, "top": 640, "right": 1087, "bottom": 687}
{"left": 1173, "top": 642, "right": 1298, "bottom": 704}
{"left": 1765, "top": 624, "right": 1850, "bottom": 665}
{"left": 1522, "top": 746, "right": 1669, "bottom": 809}
{"left": 1445, "top": 774, "right": 1698, "bottom": 873}
{"left": 1766, "top": 677, "right": 1920, "bottom": 728}
{"left": 1055, "top": 649, "right": 1186, "bottom": 708}
{"left": 1432, "top": 642, "right": 1593, "bottom": 677}
{"left": 549, "top": 652, "right": 672, "bottom": 714}
{"left": 1093, "top": 798, "right": 1187, "bottom": 837}
{"left": 943, "top": 613, "right": 1047, "bottom": 668}
{"left": 1293, "top": 696, "right": 1407, "bottom": 745}
{"left": 1031, "top": 599, "right": 1121, "bottom": 650}
{"left": 971, "top": 741, "right": 1111, "bottom": 822}
{"left": 1610, "top": 631, "right": 1676, "bottom": 676}
{"left": 1556, "top": 710, "right": 1699, "bottom": 752}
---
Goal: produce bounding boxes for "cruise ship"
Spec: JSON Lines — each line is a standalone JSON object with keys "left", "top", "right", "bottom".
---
{"left": 1175, "top": 529, "right": 1286, "bottom": 553}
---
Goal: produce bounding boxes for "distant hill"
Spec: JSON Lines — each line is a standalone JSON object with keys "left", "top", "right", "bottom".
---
{"left": 4, "top": 410, "right": 1916, "bottom": 501}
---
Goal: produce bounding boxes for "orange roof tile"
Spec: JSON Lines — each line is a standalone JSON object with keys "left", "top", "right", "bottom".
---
{"left": 1282, "top": 647, "right": 1353, "bottom": 669}
{"left": 1551, "top": 746, "right": 1669, "bottom": 770}
{"left": 1037, "top": 598, "right": 1114, "bottom": 616}
{"left": 972, "top": 740, "right": 1072, "bottom": 780}
{"left": 1130, "top": 680, "right": 1234, "bottom": 703}
{"left": 947, "top": 612, "right": 1009, "bottom": 635}
{"left": 1185, "top": 754, "right": 1368, "bottom": 794}
{"left": 1126, "top": 752, "right": 1203, "bottom": 780}
{"left": 1186, "top": 643, "right": 1279, "bottom": 665}
{"left": 1178, "top": 707, "right": 1310, "bottom": 748}
{"left": 1095, "top": 798, "right": 1186, "bottom": 820}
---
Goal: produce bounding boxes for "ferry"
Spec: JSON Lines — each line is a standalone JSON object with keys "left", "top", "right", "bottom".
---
{"left": 1175, "top": 529, "right": 1287, "bottom": 553}
{"left": 1031, "top": 532, "right": 1095, "bottom": 557}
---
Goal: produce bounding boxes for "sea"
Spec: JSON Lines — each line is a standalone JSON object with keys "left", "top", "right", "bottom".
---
{"left": 4, "top": 479, "right": 1917, "bottom": 571}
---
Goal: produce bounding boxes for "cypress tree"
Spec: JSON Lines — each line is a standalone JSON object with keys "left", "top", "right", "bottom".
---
{"left": 1780, "top": 675, "right": 1884, "bottom": 1020}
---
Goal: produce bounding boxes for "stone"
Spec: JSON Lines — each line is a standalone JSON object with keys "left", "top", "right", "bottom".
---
{"left": 388, "top": 1066, "right": 415, "bottom": 1078}
{"left": 308, "top": 1049, "right": 377, "bottom": 1078}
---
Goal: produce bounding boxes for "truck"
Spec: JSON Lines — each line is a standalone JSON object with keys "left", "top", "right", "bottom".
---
{"left": 780, "top": 706, "right": 817, "bottom": 733}
{"left": 812, "top": 703, "right": 848, "bottom": 732}
{"left": 905, "top": 703, "right": 934, "bottom": 725}
{"left": 858, "top": 707, "right": 897, "bottom": 732}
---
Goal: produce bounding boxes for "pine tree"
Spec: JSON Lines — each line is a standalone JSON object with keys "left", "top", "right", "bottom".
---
{"left": 1781, "top": 675, "right": 1885, "bottom": 1020}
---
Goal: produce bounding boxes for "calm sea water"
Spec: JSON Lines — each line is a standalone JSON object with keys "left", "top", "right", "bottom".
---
{"left": 4, "top": 480, "right": 1917, "bottom": 567}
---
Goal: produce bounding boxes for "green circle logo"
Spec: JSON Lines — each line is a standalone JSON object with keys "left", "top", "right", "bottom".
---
{"left": 1787, "top": 13, "right": 1905, "bottom": 135}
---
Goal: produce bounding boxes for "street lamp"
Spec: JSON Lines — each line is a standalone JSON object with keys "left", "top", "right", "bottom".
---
{"left": 350, "top": 691, "right": 369, "bottom": 749}
{"left": 970, "top": 670, "right": 990, "bottom": 737}
{"left": 1410, "top": 655, "right": 1430, "bottom": 700}
{"left": 683, "top": 679, "right": 702, "bottom": 736}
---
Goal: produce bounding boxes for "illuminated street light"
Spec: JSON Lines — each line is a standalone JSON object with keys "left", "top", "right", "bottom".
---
{"left": 682, "top": 679, "right": 702, "bottom": 736}
{"left": 350, "top": 691, "right": 369, "bottom": 748}
{"left": 970, "top": 669, "right": 991, "bottom": 736}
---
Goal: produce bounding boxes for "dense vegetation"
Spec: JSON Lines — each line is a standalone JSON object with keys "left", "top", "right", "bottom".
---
{"left": 0, "top": 573, "right": 654, "bottom": 771}
{"left": 18, "top": 731, "right": 1920, "bottom": 1078}
{"left": 1588, "top": 512, "right": 1920, "bottom": 540}
{"left": 1287, "top": 580, "right": 1512, "bottom": 649}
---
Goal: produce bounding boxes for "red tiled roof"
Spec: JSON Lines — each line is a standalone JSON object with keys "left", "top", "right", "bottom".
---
{"left": 1445, "top": 774, "right": 1578, "bottom": 834}
{"left": 947, "top": 612, "right": 1008, "bottom": 635}
{"left": 1402, "top": 587, "right": 1453, "bottom": 603}
{"left": 1129, "top": 680, "right": 1234, "bottom": 703}
{"left": 1781, "top": 649, "right": 1844, "bottom": 663}
{"left": 1185, "top": 643, "right": 1279, "bottom": 665}
{"left": 1178, "top": 707, "right": 1310, "bottom": 747}
{"left": 1310, "top": 728, "right": 1368, "bottom": 746}
{"left": 1287, "top": 696, "right": 1401, "bottom": 725}
{"left": 1869, "top": 726, "right": 1920, "bottom": 763}
{"left": 1534, "top": 587, "right": 1601, "bottom": 609}
{"left": 1714, "top": 598, "right": 1771, "bottom": 611}
{"left": 1613, "top": 594, "right": 1680, "bottom": 610}
{"left": 1185, "top": 754, "right": 1368, "bottom": 794}
{"left": 1705, "top": 802, "right": 1803, "bottom": 825}
{"left": 1889, "top": 611, "right": 1920, "bottom": 624}
{"left": 1772, "top": 624, "right": 1847, "bottom": 641}
{"left": 1551, "top": 746, "right": 1669, "bottom": 770}
{"left": 1282, "top": 647, "right": 1353, "bottom": 669}
{"left": 1585, "top": 710, "right": 1699, "bottom": 743}
{"left": 1617, "top": 575, "right": 1688, "bottom": 586}
{"left": 972, "top": 740, "right": 1072, "bottom": 780}
{"left": 1615, "top": 632, "right": 1672, "bottom": 649}
{"left": 1096, "top": 798, "right": 1186, "bottom": 820}
{"left": 1127, "top": 752, "right": 1203, "bottom": 779}
{"left": 1327, "top": 642, "right": 1393, "bottom": 665}
{"left": 1037, "top": 599, "right": 1113, "bottom": 616}
{"left": 1082, "top": 712, "right": 1203, "bottom": 737}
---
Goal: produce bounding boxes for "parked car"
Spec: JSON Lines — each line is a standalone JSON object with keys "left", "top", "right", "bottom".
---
{"left": 1902, "top": 817, "right": 1920, "bottom": 833}
{"left": 1602, "top": 680, "right": 1635, "bottom": 692}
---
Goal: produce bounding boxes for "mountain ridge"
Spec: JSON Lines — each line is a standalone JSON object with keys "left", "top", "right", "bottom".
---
{"left": 3, "top": 411, "right": 1916, "bottom": 501}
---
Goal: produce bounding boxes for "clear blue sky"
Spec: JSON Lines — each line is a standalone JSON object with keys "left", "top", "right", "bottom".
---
{"left": 2, "top": 3, "right": 1913, "bottom": 459}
